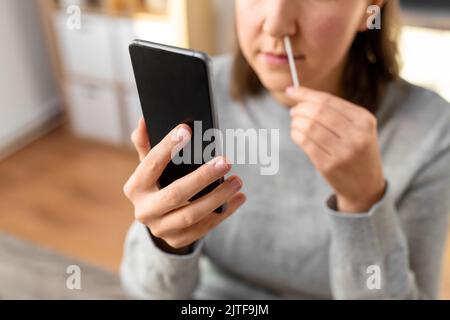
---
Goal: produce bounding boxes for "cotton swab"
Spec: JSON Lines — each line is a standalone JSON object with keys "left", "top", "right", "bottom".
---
{"left": 284, "top": 36, "right": 300, "bottom": 88}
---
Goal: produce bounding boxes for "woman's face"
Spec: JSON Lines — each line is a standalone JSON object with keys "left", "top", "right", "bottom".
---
{"left": 235, "top": 0, "right": 375, "bottom": 105}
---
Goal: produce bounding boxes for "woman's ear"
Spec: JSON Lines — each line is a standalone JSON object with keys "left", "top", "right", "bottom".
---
{"left": 357, "top": 0, "right": 386, "bottom": 32}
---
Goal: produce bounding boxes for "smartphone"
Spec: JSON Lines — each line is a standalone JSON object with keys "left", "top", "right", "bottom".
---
{"left": 129, "top": 39, "right": 225, "bottom": 213}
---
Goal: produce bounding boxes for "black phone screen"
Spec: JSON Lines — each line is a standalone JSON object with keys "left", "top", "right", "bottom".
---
{"left": 129, "top": 41, "right": 224, "bottom": 212}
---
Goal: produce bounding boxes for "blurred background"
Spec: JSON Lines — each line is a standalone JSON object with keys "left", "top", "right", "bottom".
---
{"left": 0, "top": 0, "right": 449, "bottom": 299}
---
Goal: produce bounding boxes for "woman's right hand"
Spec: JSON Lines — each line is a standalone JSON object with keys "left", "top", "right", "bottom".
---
{"left": 123, "top": 118, "right": 246, "bottom": 254}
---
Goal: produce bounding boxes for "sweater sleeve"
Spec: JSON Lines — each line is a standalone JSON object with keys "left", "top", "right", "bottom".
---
{"left": 119, "top": 221, "right": 204, "bottom": 299}
{"left": 325, "top": 143, "right": 450, "bottom": 299}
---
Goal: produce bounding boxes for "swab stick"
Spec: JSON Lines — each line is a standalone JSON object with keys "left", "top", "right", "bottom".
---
{"left": 284, "top": 36, "right": 300, "bottom": 88}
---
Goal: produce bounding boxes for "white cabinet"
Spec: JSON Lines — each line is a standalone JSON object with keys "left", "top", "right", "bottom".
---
{"left": 54, "top": 12, "right": 132, "bottom": 145}
{"left": 132, "top": 18, "right": 178, "bottom": 47}
{"left": 111, "top": 17, "right": 136, "bottom": 86}
{"left": 123, "top": 85, "right": 143, "bottom": 141}
{"left": 54, "top": 11, "right": 179, "bottom": 85}
{"left": 110, "top": 17, "right": 179, "bottom": 87}
{"left": 54, "top": 12, "right": 115, "bottom": 81}
{"left": 65, "top": 82, "right": 123, "bottom": 144}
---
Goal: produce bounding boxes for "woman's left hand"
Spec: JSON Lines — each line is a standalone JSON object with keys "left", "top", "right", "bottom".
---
{"left": 287, "top": 86, "right": 386, "bottom": 213}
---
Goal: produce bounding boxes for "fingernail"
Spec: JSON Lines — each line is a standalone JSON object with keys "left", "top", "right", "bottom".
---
{"left": 286, "top": 86, "right": 295, "bottom": 95}
{"left": 207, "top": 157, "right": 230, "bottom": 171}
{"left": 214, "top": 158, "right": 230, "bottom": 172}
{"left": 237, "top": 194, "right": 246, "bottom": 205}
{"left": 230, "top": 177, "right": 242, "bottom": 190}
{"left": 175, "top": 126, "right": 190, "bottom": 142}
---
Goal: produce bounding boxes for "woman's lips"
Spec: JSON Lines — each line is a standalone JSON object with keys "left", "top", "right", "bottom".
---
{"left": 261, "top": 52, "right": 305, "bottom": 66}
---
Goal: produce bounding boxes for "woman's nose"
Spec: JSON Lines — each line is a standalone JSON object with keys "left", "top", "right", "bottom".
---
{"left": 262, "top": 0, "right": 298, "bottom": 38}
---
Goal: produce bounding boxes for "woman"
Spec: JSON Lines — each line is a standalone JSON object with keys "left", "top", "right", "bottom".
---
{"left": 120, "top": 0, "right": 450, "bottom": 299}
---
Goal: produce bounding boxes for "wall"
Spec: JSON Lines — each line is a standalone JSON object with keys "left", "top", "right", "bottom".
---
{"left": 0, "top": 0, "right": 60, "bottom": 158}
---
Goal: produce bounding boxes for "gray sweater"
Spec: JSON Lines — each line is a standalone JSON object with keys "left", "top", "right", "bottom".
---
{"left": 120, "top": 55, "right": 450, "bottom": 300}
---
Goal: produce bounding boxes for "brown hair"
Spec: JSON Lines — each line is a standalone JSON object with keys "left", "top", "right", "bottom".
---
{"left": 230, "top": 0, "right": 401, "bottom": 114}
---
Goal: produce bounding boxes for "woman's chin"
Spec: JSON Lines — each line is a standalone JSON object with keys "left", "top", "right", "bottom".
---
{"left": 258, "top": 76, "right": 293, "bottom": 93}
{"left": 253, "top": 75, "right": 299, "bottom": 107}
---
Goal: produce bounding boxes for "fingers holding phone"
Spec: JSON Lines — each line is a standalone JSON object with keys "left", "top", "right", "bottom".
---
{"left": 124, "top": 120, "right": 246, "bottom": 253}
{"left": 156, "top": 189, "right": 246, "bottom": 252}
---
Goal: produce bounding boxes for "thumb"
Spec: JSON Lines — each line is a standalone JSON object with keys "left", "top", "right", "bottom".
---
{"left": 131, "top": 117, "right": 151, "bottom": 161}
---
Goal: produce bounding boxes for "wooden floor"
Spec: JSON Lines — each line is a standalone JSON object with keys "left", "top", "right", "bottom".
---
{"left": 0, "top": 125, "right": 449, "bottom": 299}
{"left": 0, "top": 126, "right": 136, "bottom": 273}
